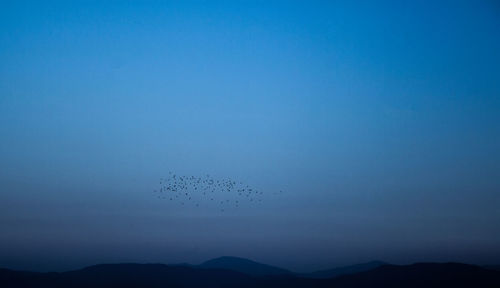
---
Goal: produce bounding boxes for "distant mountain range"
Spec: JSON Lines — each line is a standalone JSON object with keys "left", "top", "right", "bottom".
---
{"left": 196, "top": 256, "right": 386, "bottom": 278}
{"left": 301, "top": 260, "right": 387, "bottom": 278}
{"left": 1, "top": 257, "right": 500, "bottom": 287}
{"left": 198, "top": 256, "right": 292, "bottom": 276}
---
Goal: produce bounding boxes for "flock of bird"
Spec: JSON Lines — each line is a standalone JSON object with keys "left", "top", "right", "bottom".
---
{"left": 154, "top": 172, "right": 282, "bottom": 212}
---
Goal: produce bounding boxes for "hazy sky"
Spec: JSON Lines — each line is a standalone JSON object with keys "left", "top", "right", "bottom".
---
{"left": 1, "top": 0, "right": 499, "bottom": 272}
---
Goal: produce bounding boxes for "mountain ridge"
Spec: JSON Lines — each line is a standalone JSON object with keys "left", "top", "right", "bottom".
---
{"left": 198, "top": 256, "right": 292, "bottom": 276}
{"left": 2, "top": 260, "right": 500, "bottom": 287}
{"left": 301, "top": 260, "right": 387, "bottom": 278}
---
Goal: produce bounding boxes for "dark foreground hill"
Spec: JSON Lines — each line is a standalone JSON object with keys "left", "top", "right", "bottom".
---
{"left": 302, "top": 260, "right": 387, "bottom": 278}
{"left": 1, "top": 262, "right": 500, "bottom": 288}
{"left": 328, "top": 262, "right": 500, "bottom": 288}
{"left": 484, "top": 265, "right": 500, "bottom": 271}
{"left": 199, "top": 256, "right": 292, "bottom": 276}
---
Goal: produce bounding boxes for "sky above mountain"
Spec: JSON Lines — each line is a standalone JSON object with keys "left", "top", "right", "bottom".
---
{"left": 0, "top": 0, "right": 499, "bottom": 272}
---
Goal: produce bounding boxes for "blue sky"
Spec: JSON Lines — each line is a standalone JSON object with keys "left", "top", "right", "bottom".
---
{"left": 1, "top": 0, "right": 499, "bottom": 272}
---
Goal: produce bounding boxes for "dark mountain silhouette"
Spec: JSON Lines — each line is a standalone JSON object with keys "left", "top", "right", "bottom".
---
{"left": 327, "top": 262, "right": 500, "bottom": 288}
{"left": 0, "top": 264, "right": 309, "bottom": 288}
{"left": 302, "top": 260, "right": 387, "bottom": 278}
{"left": 1, "top": 261, "right": 500, "bottom": 287}
{"left": 484, "top": 265, "right": 500, "bottom": 271}
{"left": 199, "top": 256, "right": 292, "bottom": 276}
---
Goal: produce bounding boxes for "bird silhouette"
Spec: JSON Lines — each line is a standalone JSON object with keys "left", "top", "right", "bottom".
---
{"left": 153, "top": 172, "right": 284, "bottom": 212}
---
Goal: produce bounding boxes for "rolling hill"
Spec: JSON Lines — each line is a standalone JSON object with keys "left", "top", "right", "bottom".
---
{"left": 1, "top": 260, "right": 500, "bottom": 287}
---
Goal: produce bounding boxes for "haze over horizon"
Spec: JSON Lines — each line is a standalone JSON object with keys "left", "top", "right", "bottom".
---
{"left": 1, "top": 0, "right": 499, "bottom": 273}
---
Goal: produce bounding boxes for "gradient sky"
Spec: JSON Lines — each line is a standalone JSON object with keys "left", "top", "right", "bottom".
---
{"left": 1, "top": 0, "right": 499, "bottom": 272}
